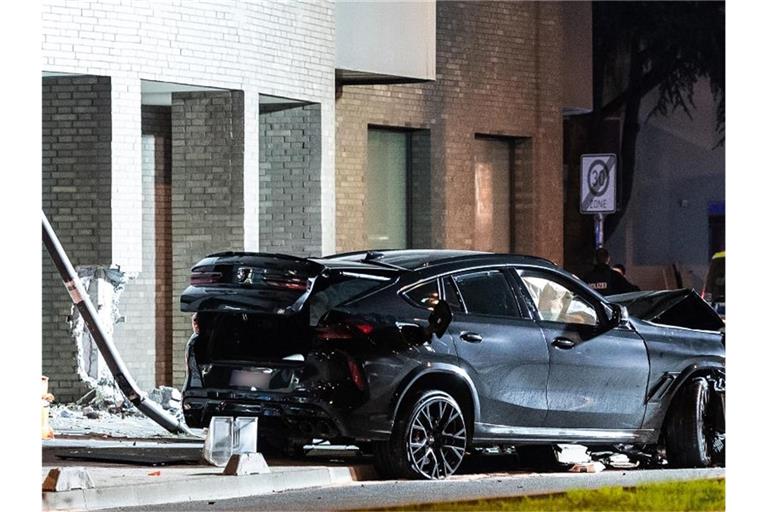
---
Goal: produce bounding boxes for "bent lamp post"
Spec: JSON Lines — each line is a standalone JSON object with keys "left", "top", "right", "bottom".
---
{"left": 42, "top": 211, "right": 193, "bottom": 436}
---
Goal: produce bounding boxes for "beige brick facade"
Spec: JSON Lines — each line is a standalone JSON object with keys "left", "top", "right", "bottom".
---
{"left": 335, "top": 1, "right": 565, "bottom": 264}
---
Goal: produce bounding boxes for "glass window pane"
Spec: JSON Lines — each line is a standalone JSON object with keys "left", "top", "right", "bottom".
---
{"left": 367, "top": 129, "right": 408, "bottom": 249}
{"left": 454, "top": 270, "right": 520, "bottom": 318}
{"left": 519, "top": 273, "right": 598, "bottom": 326}
{"left": 443, "top": 277, "right": 464, "bottom": 313}
{"left": 405, "top": 280, "right": 439, "bottom": 309}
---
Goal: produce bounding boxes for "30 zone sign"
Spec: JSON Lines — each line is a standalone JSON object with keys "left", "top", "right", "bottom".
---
{"left": 580, "top": 154, "right": 617, "bottom": 214}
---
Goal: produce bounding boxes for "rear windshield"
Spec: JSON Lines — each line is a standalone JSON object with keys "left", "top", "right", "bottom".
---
{"left": 705, "top": 257, "right": 725, "bottom": 302}
{"left": 308, "top": 273, "right": 392, "bottom": 325}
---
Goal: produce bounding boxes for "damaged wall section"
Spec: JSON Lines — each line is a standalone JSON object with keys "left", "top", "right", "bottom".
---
{"left": 42, "top": 74, "right": 113, "bottom": 401}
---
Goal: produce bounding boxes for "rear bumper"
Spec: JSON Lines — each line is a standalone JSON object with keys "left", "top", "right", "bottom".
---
{"left": 182, "top": 388, "right": 393, "bottom": 442}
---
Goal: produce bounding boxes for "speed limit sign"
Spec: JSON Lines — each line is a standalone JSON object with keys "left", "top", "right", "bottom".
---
{"left": 580, "top": 154, "right": 617, "bottom": 214}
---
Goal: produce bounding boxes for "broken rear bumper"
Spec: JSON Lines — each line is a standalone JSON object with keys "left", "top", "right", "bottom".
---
{"left": 181, "top": 388, "right": 393, "bottom": 442}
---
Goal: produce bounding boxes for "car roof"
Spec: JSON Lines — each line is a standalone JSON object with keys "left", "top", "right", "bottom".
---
{"left": 322, "top": 249, "right": 558, "bottom": 271}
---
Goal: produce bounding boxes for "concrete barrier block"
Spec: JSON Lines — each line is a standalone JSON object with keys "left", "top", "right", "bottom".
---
{"left": 222, "top": 452, "right": 270, "bottom": 476}
{"left": 42, "top": 467, "right": 96, "bottom": 492}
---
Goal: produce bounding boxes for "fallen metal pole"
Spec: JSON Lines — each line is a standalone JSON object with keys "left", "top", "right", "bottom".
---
{"left": 42, "top": 211, "right": 193, "bottom": 436}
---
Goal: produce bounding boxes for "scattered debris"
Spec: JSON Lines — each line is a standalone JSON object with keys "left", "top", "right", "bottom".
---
{"left": 42, "top": 467, "right": 95, "bottom": 492}
{"left": 42, "top": 376, "right": 55, "bottom": 440}
{"left": 148, "top": 470, "right": 161, "bottom": 476}
{"left": 604, "top": 453, "right": 640, "bottom": 469}
{"left": 149, "top": 386, "right": 182, "bottom": 414}
{"left": 82, "top": 406, "right": 101, "bottom": 420}
{"left": 569, "top": 461, "right": 606, "bottom": 473}
{"left": 49, "top": 403, "right": 181, "bottom": 439}
{"left": 555, "top": 444, "right": 592, "bottom": 465}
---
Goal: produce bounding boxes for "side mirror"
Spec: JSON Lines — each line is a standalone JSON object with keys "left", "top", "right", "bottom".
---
{"left": 608, "top": 303, "right": 630, "bottom": 328}
{"left": 428, "top": 299, "right": 453, "bottom": 338}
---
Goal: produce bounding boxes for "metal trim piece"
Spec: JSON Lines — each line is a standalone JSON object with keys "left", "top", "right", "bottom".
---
{"left": 474, "top": 422, "right": 653, "bottom": 441}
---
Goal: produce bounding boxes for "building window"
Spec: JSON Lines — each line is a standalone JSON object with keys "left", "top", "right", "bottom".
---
{"left": 366, "top": 128, "right": 411, "bottom": 249}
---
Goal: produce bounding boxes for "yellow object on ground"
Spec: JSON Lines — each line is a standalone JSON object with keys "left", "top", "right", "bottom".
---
{"left": 42, "top": 376, "right": 55, "bottom": 440}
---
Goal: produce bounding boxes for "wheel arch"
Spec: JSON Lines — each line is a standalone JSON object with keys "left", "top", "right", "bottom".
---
{"left": 667, "top": 364, "right": 724, "bottom": 401}
{"left": 391, "top": 366, "right": 480, "bottom": 438}
{"left": 660, "top": 363, "right": 725, "bottom": 431}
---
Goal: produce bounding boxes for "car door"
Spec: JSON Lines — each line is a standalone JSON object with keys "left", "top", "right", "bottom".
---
{"left": 443, "top": 268, "right": 550, "bottom": 428}
{"left": 514, "top": 266, "right": 649, "bottom": 431}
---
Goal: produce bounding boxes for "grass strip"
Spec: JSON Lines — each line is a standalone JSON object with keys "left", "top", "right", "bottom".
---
{"left": 370, "top": 478, "right": 725, "bottom": 511}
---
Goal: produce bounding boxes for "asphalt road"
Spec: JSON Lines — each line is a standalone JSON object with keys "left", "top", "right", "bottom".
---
{"left": 107, "top": 466, "right": 724, "bottom": 512}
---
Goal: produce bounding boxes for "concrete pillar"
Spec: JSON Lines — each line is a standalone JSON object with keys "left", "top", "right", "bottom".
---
{"left": 170, "top": 90, "right": 245, "bottom": 386}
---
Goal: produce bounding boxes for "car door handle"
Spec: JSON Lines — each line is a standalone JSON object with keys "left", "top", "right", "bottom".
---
{"left": 460, "top": 331, "right": 483, "bottom": 343}
{"left": 552, "top": 337, "right": 576, "bottom": 349}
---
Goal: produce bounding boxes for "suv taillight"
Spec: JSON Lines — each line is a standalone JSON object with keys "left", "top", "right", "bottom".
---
{"left": 316, "top": 320, "right": 375, "bottom": 341}
{"left": 190, "top": 270, "right": 223, "bottom": 285}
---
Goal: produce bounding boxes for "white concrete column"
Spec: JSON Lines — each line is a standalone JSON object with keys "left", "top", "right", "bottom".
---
{"left": 321, "top": 99, "right": 336, "bottom": 255}
{"left": 110, "top": 74, "right": 143, "bottom": 272}
{"left": 243, "top": 88, "right": 260, "bottom": 251}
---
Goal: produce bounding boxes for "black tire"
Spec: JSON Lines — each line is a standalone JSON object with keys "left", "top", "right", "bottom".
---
{"left": 374, "top": 390, "right": 469, "bottom": 479}
{"left": 515, "top": 445, "right": 564, "bottom": 471}
{"left": 665, "top": 377, "right": 725, "bottom": 468}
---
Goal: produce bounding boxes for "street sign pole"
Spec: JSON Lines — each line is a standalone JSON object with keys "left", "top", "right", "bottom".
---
{"left": 580, "top": 154, "right": 617, "bottom": 250}
{"left": 594, "top": 213, "right": 605, "bottom": 249}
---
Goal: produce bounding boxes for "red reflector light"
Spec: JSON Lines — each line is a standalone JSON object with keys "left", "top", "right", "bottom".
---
{"left": 190, "top": 271, "right": 223, "bottom": 285}
{"left": 315, "top": 320, "right": 375, "bottom": 340}
{"left": 263, "top": 279, "right": 308, "bottom": 291}
{"left": 351, "top": 322, "right": 374, "bottom": 335}
{"left": 347, "top": 358, "right": 366, "bottom": 391}
{"left": 316, "top": 325, "right": 354, "bottom": 340}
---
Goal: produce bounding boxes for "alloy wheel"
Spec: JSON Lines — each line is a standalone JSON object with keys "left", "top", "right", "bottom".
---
{"left": 406, "top": 395, "right": 467, "bottom": 479}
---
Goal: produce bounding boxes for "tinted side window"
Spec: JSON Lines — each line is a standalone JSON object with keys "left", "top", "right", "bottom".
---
{"left": 309, "top": 275, "right": 391, "bottom": 325}
{"left": 442, "top": 277, "right": 465, "bottom": 313}
{"left": 405, "top": 280, "right": 440, "bottom": 308}
{"left": 518, "top": 270, "right": 599, "bottom": 326}
{"left": 454, "top": 270, "right": 521, "bottom": 318}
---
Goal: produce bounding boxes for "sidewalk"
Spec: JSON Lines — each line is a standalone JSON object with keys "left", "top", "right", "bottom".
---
{"left": 42, "top": 437, "right": 376, "bottom": 511}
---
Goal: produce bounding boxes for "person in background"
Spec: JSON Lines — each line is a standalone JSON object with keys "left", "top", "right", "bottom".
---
{"left": 582, "top": 247, "right": 640, "bottom": 296}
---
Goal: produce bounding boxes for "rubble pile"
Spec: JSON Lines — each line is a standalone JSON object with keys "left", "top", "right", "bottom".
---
{"left": 48, "top": 384, "right": 190, "bottom": 439}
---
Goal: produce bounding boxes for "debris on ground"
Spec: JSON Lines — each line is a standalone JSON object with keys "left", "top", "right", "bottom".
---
{"left": 42, "top": 376, "right": 55, "bottom": 440}
{"left": 48, "top": 384, "right": 191, "bottom": 439}
{"left": 148, "top": 386, "right": 183, "bottom": 418}
{"left": 569, "top": 461, "right": 606, "bottom": 473}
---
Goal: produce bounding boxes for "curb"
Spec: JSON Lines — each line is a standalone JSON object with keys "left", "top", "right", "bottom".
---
{"left": 42, "top": 465, "right": 374, "bottom": 511}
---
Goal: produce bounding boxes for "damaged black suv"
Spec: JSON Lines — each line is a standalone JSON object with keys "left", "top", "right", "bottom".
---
{"left": 181, "top": 250, "right": 725, "bottom": 479}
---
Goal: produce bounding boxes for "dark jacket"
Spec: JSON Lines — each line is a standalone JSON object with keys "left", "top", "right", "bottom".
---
{"left": 582, "top": 263, "right": 640, "bottom": 296}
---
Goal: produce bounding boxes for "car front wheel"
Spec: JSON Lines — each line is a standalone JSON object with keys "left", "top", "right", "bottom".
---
{"left": 665, "top": 377, "right": 725, "bottom": 467}
{"left": 375, "top": 390, "right": 468, "bottom": 479}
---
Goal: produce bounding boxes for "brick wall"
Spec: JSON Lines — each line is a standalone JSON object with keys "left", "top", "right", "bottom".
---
{"left": 42, "top": 75, "right": 112, "bottom": 401}
{"left": 335, "top": 1, "right": 565, "bottom": 263}
{"left": 171, "top": 90, "right": 245, "bottom": 386}
{"left": 43, "top": 1, "right": 338, "bottom": 386}
{"left": 259, "top": 104, "right": 322, "bottom": 256}
{"left": 43, "top": 0, "right": 337, "bottom": 254}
